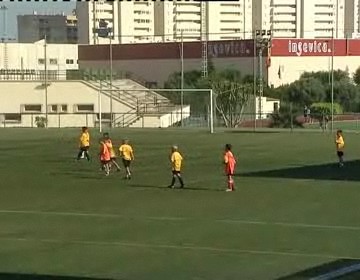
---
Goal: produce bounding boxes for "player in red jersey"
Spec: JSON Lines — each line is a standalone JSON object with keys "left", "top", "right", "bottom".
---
{"left": 224, "top": 144, "right": 236, "bottom": 192}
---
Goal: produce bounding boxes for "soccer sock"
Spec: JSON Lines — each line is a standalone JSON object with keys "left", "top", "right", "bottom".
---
{"left": 170, "top": 176, "right": 176, "bottom": 186}
{"left": 113, "top": 160, "right": 121, "bottom": 170}
{"left": 85, "top": 152, "right": 90, "bottom": 161}
{"left": 104, "top": 164, "right": 110, "bottom": 174}
{"left": 77, "top": 150, "right": 83, "bottom": 160}
{"left": 228, "top": 177, "right": 234, "bottom": 190}
{"left": 177, "top": 175, "right": 184, "bottom": 186}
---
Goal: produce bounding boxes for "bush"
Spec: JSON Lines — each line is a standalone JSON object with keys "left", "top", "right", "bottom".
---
{"left": 311, "top": 102, "right": 343, "bottom": 114}
{"left": 35, "top": 116, "right": 47, "bottom": 128}
{"left": 270, "top": 105, "right": 303, "bottom": 128}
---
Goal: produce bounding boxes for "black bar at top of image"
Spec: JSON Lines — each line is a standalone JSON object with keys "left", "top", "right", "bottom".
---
{"left": 73, "top": 0, "right": 240, "bottom": 2}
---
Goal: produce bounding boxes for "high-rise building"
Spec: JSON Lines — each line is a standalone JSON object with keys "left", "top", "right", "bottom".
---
{"left": 17, "top": 13, "right": 78, "bottom": 44}
{"left": 77, "top": 0, "right": 253, "bottom": 44}
{"left": 155, "top": 1, "right": 252, "bottom": 41}
{"left": 77, "top": 0, "right": 156, "bottom": 44}
{"left": 344, "top": 0, "right": 360, "bottom": 38}
{"left": 253, "top": 0, "right": 346, "bottom": 38}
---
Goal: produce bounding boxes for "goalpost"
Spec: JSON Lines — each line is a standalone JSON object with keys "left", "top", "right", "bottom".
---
{"left": 97, "top": 87, "right": 215, "bottom": 133}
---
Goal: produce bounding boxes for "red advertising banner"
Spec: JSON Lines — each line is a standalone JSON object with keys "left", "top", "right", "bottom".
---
{"left": 271, "top": 38, "right": 360, "bottom": 57}
{"left": 79, "top": 40, "right": 256, "bottom": 61}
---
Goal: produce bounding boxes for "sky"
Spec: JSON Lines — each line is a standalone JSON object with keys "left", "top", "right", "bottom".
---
{"left": 1, "top": 0, "right": 76, "bottom": 40}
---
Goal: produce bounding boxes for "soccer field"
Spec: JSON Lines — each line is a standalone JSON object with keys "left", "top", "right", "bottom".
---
{"left": 0, "top": 128, "right": 360, "bottom": 280}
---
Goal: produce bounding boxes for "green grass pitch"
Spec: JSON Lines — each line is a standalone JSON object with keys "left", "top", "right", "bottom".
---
{"left": 0, "top": 128, "right": 360, "bottom": 280}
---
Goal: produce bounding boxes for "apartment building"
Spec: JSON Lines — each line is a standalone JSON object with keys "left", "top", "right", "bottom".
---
{"left": 253, "top": 0, "right": 346, "bottom": 38}
{"left": 154, "top": 1, "right": 252, "bottom": 41}
{"left": 77, "top": 0, "right": 252, "bottom": 44}
{"left": 76, "top": 0, "right": 156, "bottom": 44}
{"left": 17, "top": 13, "right": 78, "bottom": 44}
{"left": 344, "top": 0, "right": 360, "bottom": 38}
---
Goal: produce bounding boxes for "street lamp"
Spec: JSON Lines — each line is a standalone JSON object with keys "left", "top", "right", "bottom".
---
{"left": 255, "top": 29, "right": 272, "bottom": 122}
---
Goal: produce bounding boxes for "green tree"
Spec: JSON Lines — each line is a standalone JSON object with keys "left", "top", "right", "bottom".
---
{"left": 211, "top": 79, "right": 252, "bottom": 127}
{"left": 163, "top": 68, "right": 247, "bottom": 117}
{"left": 353, "top": 67, "right": 360, "bottom": 86}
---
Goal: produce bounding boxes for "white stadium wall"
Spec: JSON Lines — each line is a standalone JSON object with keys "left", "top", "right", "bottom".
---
{"left": 268, "top": 56, "right": 360, "bottom": 88}
{"left": 0, "top": 81, "right": 131, "bottom": 128}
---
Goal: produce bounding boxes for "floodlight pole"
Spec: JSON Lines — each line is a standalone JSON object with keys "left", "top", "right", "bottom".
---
{"left": 180, "top": 30, "right": 184, "bottom": 127}
{"left": 109, "top": 35, "right": 113, "bottom": 128}
{"left": 210, "top": 89, "right": 214, "bottom": 134}
{"left": 99, "top": 81, "right": 102, "bottom": 133}
{"left": 44, "top": 34, "right": 48, "bottom": 128}
{"left": 253, "top": 31, "right": 257, "bottom": 131}
{"left": 331, "top": 27, "right": 334, "bottom": 133}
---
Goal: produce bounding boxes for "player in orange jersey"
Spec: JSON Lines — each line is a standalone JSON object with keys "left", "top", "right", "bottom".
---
{"left": 224, "top": 144, "right": 236, "bottom": 192}
{"left": 99, "top": 139, "right": 111, "bottom": 176}
{"left": 103, "top": 133, "right": 121, "bottom": 172}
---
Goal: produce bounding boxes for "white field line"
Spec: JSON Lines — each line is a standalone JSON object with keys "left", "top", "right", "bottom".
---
{"left": 0, "top": 209, "right": 360, "bottom": 232}
{"left": 0, "top": 236, "right": 358, "bottom": 261}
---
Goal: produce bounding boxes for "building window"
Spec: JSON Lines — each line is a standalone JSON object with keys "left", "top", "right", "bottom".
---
{"left": 50, "top": 105, "right": 58, "bottom": 112}
{"left": 23, "top": 104, "right": 42, "bottom": 112}
{"left": 60, "top": 105, "right": 68, "bottom": 113}
{"left": 4, "top": 114, "right": 21, "bottom": 122}
{"left": 38, "top": 59, "right": 45, "bottom": 65}
{"left": 77, "top": 104, "right": 94, "bottom": 112}
{"left": 49, "top": 59, "right": 58, "bottom": 65}
{"left": 66, "top": 59, "right": 74, "bottom": 64}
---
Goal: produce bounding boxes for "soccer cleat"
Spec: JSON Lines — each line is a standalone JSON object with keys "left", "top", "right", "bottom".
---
{"left": 168, "top": 185, "right": 175, "bottom": 189}
{"left": 225, "top": 188, "right": 233, "bottom": 192}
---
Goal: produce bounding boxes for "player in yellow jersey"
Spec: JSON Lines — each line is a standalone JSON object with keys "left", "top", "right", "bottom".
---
{"left": 119, "top": 139, "right": 134, "bottom": 179}
{"left": 103, "top": 133, "right": 121, "bottom": 172}
{"left": 335, "top": 129, "right": 345, "bottom": 167}
{"left": 168, "top": 145, "right": 184, "bottom": 189}
{"left": 77, "top": 127, "right": 90, "bottom": 161}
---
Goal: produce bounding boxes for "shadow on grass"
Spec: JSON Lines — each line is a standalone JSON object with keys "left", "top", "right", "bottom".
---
{"left": 0, "top": 273, "right": 114, "bottom": 280}
{"left": 130, "top": 183, "right": 224, "bottom": 192}
{"left": 239, "top": 160, "right": 360, "bottom": 182}
{"left": 225, "top": 130, "right": 281, "bottom": 134}
{"left": 275, "top": 258, "right": 360, "bottom": 279}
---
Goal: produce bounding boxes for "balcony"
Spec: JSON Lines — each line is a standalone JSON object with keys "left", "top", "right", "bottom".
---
{"left": 174, "top": 5, "right": 201, "bottom": 13}
{"left": 175, "top": 14, "right": 201, "bottom": 21}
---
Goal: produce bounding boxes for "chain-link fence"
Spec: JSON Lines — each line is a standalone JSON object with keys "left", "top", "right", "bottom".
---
{"left": 2, "top": 111, "right": 360, "bottom": 132}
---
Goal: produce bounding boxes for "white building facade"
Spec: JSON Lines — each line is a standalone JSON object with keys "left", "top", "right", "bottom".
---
{"left": 77, "top": 0, "right": 156, "bottom": 44}
{"left": 77, "top": 0, "right": 253, "bottom": 44}
{"left": 0, "top": 41, "right": 78, "bottom": 80}
{"left": 155, "top": 1, "right": 253, "bottom": 42}
{"left": 253, "top": 0, "right": 347, "bottom": 38}
{"left": 344, "top": 0, "right": 360, "bottom": 38}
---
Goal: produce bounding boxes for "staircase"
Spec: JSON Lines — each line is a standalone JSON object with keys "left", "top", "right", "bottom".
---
{"left": 82, "top": 78, "right": 184, "bottom": 128}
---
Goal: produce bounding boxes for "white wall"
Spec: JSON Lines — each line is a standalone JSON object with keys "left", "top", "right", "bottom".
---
{"left": 0, "top": 42, "right": 78, "bottom": 73}
{"left": 160, "top": 106, "right": 191, "bottom": 127}
{"left": 269, "top": 55, "right": 360, "bottom": 88}
{"left": 0, "top": 81, "right": 131, "bottom": 128}
{"left": 255, "top": 97, "right": 280, "bottom": 119}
